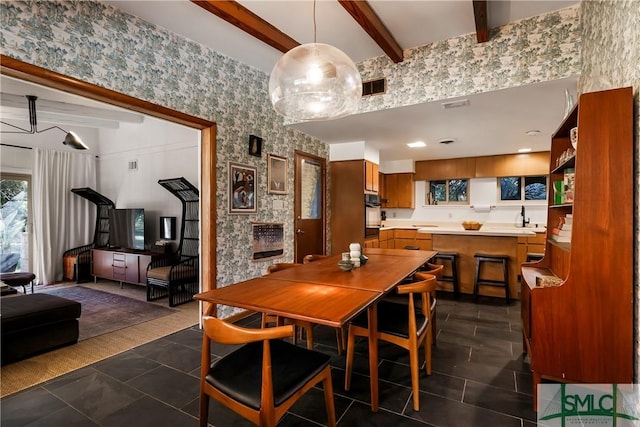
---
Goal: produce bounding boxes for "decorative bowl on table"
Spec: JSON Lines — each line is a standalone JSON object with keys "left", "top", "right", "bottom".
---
{"left": 338, "top": 260, "right": 354, "bottom": 272}
{"left": 462, "top": 221, "right": 482, "bottom": 230}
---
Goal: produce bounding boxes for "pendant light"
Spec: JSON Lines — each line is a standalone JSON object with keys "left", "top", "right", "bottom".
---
{"left": 0, "top": 95, "right": 88, "bottom": 150}
{"left": 268, "top": 0, "right": 362, "bottom": 121}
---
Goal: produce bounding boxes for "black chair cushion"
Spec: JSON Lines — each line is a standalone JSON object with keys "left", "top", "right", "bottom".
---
{"left": 351, "top": 301, "right": 428, "bottom": 338}
{"left": 206, "top": 339, "right": 331, "bottom": 410}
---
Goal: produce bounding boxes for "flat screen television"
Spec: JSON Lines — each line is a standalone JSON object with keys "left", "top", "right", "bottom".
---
{"left": 108, "top": 208, "right": 145, "bottom": 250}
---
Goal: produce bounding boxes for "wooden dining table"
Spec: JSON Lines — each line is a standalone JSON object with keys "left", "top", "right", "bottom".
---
{"left": 195, "top": 248, "right": 437, "bottom": 412}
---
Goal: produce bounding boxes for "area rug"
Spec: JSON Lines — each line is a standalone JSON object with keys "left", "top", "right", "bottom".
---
{"left": 45, "top": 286, "right": 176, "bottom": 341}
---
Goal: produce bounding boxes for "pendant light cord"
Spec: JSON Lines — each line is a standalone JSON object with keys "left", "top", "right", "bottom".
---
{"left": 313, "top": 0, "right": 317, "bottom": 43}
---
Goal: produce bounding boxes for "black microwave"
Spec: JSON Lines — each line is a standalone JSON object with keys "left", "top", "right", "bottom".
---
{"left": 365, "top": 194, "right": 381, "bottom": 207}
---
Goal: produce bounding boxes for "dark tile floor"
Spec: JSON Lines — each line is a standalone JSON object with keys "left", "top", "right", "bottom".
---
{"left": 1, "top": 294, "right": 536, "bottom": 427}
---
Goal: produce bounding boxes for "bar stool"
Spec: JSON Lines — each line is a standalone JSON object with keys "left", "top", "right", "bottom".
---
{"left": 473, "top": 254, "right": 509, "bottom": 303}
{"left": 431, "top": 252, "right": 459, "bottom": 298}
{"left": 526, "top": 252, "right": 544, "bottom": 262}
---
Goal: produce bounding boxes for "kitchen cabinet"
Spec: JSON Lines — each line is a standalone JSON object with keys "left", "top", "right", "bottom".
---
{"left": 414, "top": 152, "right": 549, "bottom": 180}
{"left": 363, "top": 237, "right": 379, "bottom": 249}
{"left": 330, "top": 160, "right": 366, "bottom": 253}
{"left": 92, "top": 248, "right": 159, "bottom": 286}
{"left": 393, "top": 229, "right": 416, "bottom": 249}
{"left": 364, "top": 160, "right": 379, "bottom": 194}
{"left": 520, "top": 87, "right": 633, "bottom": 409}
{"left": 516, "top": 232, "right": 546, "bottom": 269}
{"left": 379, "top": 229, "right": 393, "bottom": 249}
{"left": 382, "top": 173, "right": 414, "bottom": 208}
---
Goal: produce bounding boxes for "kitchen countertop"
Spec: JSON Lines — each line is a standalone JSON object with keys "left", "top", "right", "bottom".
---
{"left": 379, "top": 224, "right": 543, "bottom": 237}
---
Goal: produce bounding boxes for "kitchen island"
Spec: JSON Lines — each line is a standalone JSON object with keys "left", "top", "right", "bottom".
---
{"left": 378, "top": 224, "right": 545, "bottom": 299}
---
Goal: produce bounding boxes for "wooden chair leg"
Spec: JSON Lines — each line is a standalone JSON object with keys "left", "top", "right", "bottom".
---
{"left": 199, "top": 393, "right": 209, "bottom": 427}
{"left": 409, "top": 338, "right": 420, "bottom": 411}
{"left": 432, "top": 310, "right": 437, "bottom": 345}
{"left": 323, "top": 370, "right": 337, "bottom": 427}
{"left": 344, "top": 326, "right": 356, "bottom": 390}
{"left": 424, "top": 327, "right": 432, "bottom": 375}
{"left": 304, "top": 324, "right": 314, "bottom": 349}
{"left": 334, "top": 328, "right": 344, "bottom": 355}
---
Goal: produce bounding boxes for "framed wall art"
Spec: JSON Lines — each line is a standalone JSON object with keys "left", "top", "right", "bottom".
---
{"left": 229, "top": 162, "right": 257, "bottom": 214}
{"left": 252, "top": 222, "right": 284, "bottom": 261}
{"left": 248, "top": 135, "right": 262, "bottom": 157}
{"left": 267, "top": 153, "right": 288, "bottom": 194}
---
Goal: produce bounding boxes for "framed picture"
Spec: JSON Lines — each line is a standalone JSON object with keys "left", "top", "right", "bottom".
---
{"left": 267, "top": 153, "right": 288, "bottom": 194}
{"left": 229, "top": 162, "right": 257, "bottom": 214}
{"left": 252, "top": 222, "right": 284, "bottom": 261}
{"left": 248, "top": 135, "right": 262, "bottom": 157}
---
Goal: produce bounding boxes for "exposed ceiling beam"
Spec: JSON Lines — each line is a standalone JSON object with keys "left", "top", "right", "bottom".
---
{"left": 338, "top": 0, "right": 403, "bottom": 63}
{"left": 473, "top": 0, "right": 489, "bottom": 43}
{"left": 190, "top": 0, "right": 299, "bottom": 54}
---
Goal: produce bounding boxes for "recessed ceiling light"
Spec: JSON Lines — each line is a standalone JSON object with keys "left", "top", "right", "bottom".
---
{"left": 518, "top": 148, "right": 532, "bottom": 153}
{"left": 525, "top": 130, "right": 541, "bottom": 136}
{"left": 407, "top": 141, "right": 426, "bottom": 148}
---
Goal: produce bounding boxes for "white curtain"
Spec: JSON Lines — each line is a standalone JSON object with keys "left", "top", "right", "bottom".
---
{"left": 32, "top": 148, "right": 96, "bottom": 284}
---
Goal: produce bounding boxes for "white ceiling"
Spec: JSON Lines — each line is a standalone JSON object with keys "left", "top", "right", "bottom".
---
{"left": 1, "top": 0, "right": 580, "bottom": 161}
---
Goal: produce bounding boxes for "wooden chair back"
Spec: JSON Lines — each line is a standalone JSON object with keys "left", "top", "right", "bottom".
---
{"left": 303, "top": 254, "right": 328, "bottom": 264}
{"left": 199, "top": 316, "right": 336, "bottom": 427}
{"left": 265, "top": 263, "right": 301, "bottom": 275}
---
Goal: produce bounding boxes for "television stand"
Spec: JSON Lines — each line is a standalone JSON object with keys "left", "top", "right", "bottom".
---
{"left": 91, "top": 248, "right": 162, "bottom": 287}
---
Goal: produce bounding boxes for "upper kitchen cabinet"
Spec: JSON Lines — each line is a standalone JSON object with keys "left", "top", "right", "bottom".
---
{"left": 414, "top": 157, "right": 475, "bottom": 181}
{"left": 364, "top": 160, "right": 379, "bottom": 194}
{"left": 414, "top": 152, "right": 549, "bottom": 180}
{"left": 475, "top": 152, "right": 549, "bottom": 177}
{"left": 382, "top": 173, "right": 414, "bottom": 209}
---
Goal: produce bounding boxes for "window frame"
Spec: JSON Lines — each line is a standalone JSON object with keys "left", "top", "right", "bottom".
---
{"left": 497, "top": 175, "right": 548, "bottom": 203}
{"left": 427, "top": 178, "right": 470, "bottom": 205}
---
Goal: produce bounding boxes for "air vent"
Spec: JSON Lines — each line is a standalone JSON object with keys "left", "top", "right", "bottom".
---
{"left": 128, "top": 160, "right": 138, "bottom": 171}
{"left": 441, "top": 99, "right": 470, "bottom": 109}
{"left": 362, "top": 78, "right": 386, "bottom": 96}
{"left": 438, "top": 139, "right": 456, "bottom": 145}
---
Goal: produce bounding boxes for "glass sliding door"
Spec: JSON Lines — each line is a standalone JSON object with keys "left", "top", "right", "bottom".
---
{"left": 0, "top": 174, "right": 31, "bottom": 273}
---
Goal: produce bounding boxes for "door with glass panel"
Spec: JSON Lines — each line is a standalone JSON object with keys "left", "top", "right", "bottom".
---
{"left": 0, "top": 174, "right": 31, "bottom": 273}
{"left": 294, "top": 151, "right": 326, "bottom": 263}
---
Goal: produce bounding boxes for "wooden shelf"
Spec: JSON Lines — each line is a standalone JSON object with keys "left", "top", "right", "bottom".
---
{"left": 520, "top": 87, "right": 633, "bottom": 410}
{"left": 551, "top": 155, "right": 575, "bottom": 174}
{"left": 547, "top": 240, "right": 570, "bottom": 251}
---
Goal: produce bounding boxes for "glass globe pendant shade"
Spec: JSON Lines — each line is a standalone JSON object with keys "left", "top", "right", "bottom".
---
{"left": 269, "top": 43, "right": 362, "bottom": 121}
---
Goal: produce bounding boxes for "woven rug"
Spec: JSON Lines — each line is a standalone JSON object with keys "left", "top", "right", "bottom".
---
{"left": 44, "top": 286, "right": 176, "bottom": 341}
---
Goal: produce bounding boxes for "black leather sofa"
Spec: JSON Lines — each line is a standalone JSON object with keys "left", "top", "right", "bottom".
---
{"left": 1, "top": 294, "right": 81, "bottom": 365}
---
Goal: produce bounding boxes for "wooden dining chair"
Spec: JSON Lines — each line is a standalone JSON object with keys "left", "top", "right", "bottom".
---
{"left": 199, "top": 316, "right": 336, "bottom": 427}
{"left": 302, "top": 254, "right": 329, "bottom": 264}
{"left": 386, "top": 263, "right": 443, "bottom": 344}
{"left": 263, "top": 263, "right": 315, "bottom": 349}
{"left": 344, "top": 273, "right": 438, "bottom": 411}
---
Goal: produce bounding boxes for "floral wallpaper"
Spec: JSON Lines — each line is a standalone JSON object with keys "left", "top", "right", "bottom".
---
{"left": 353, "top": 6, "right": 580, "bottom": 116}
{"left": 1, "top": 1, "right": 586, "bottom": 320}
{"left": 0, "top": 0, "right": 328, "bottom": 318}
{"left": 579, "top": 0, "right": 640, "bottom": 383}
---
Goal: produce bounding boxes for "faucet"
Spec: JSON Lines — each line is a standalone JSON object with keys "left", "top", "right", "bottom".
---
{"left": 521, "top": 205, "right": 530, "bottom": 228}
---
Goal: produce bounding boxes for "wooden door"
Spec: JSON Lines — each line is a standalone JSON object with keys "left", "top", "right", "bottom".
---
{"left": 294, "top": 151, "right": 326, "bottom": 263}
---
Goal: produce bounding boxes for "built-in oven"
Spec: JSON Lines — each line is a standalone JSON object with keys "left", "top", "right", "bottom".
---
{"left": 365, "top": 194, "right": 381, "bottom": 238}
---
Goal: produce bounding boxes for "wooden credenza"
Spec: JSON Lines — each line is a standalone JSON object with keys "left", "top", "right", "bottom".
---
{"left": 92, "top": 248, "right": 160, "bottom": 286}
{"left": 520, "top": 87, "right": 633, "bottom": 409}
